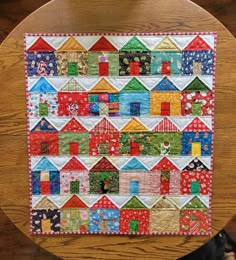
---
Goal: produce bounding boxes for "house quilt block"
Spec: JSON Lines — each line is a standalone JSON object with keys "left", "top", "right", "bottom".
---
{"left": 24, "top": 32, "right": 217, "bottom": 235}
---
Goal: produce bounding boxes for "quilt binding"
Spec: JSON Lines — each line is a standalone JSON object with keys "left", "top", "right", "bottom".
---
{"left": 23, "top": 31, "right": 217, "bottom": 236}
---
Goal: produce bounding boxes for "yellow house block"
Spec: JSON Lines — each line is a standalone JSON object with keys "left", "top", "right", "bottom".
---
{"left": 150, "top": 92, "right": 181, "bottom": 116}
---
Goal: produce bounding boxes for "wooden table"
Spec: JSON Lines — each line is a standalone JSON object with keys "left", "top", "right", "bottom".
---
{"left": 0, "top": 0, "right": 235, "bottom": 259}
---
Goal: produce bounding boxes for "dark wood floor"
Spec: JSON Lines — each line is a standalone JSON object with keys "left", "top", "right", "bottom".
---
{"left": 0, "top": 0, "right": 235, "bottom": 259}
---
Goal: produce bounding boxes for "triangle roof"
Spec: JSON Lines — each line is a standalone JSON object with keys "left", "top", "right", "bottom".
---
{"left": 27, "top": 37, "right": 55, "bottom": 52}
{"left": 33, "top": 157, "right": 58, "bottom": 171}
{"left": 183, "top": 158, "right": 209, "bottom": 171}
{"left": 152, "top": 118, "right": 179, "bottom": 132}
{"left": 60, "top": 78, "right": 85, "bottom": 91}
{"left": 183, "top": 117, "right": 211, "bottom": 132}
{"left": 183, "top": 77, "right": 210, "bottom": 92}
{"left": 34, "top": 196, "right": 58, "bottom": 209}
{"left": 61, "top": 118, "right": 87, "bottom": 132}
{"left": 122, "top": 196, "right": 147, "bottom": 209}
{"left": 152, "top": 197, "right": 178, "bottom": 209}
{"left": 57, "top": 36, "right": 86, "bottom": 51}
{"left": 91, "top": 196, "right": 118, "bottom": 209}
{"left": 89, "top": 36, "right": 117, "bottom": 51}
{"left": 182, "top": 196, "right": 207, "bottom": 209}
{"left": 154, "top": 36, "right": 180, "bottom": 51}
{"left": 151, "top": 77, "right": 178, "bottom": 91}
{"left": 31, "top": 118, "right": 58, "bottom": 132}
{"left": 151, "top": 157, "right": 179, "bottom": 171}
{"left": 61, "top": 157, "right": 87, "bottom": 171}
{"left": 120, "top": 78, "right": 148, "bottom": 92}
{"left": 120, "top": 36, "right": 149, "bottom": 51}
{"left": 29, "top": 77, "right": 57, "bottom": 93}
{"left": 121, "top": 118, "right": 148, "bottom": 132}
{"left": 90, "top": 118, "right": 118, "bottom": 133}
{"left": 184, "top": 35, "right": 212, "bottom": 51}
{"left": 121, "top": 157, "right": 148, "bottom": 171}
{"left": 90, "top": 157, "right": 118, "bottom": 172}
{"left": 62, "top": 195, "right": 88, "bottom": 208}
{"left": 89, "top": 78, "right": 118, "bottom": 93}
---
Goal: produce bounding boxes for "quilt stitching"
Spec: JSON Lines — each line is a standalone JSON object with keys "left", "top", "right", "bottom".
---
{"left": 25, "top": 32, "right": 217, "bottom": 235}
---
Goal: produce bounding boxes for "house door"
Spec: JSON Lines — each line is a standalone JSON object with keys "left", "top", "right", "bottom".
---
{"left": 130, "top": 220, "right": 139, "bottom": 232}
{"left": 39, "top": 102, "right": 48, "bottom": 116}
{"left": 40, "top": 181, "right": 50, "bottom": 194}
{"left": 192, "top": 102, "right": 202, "bottom": 116}
{"left": 129, "top": 181, "right": 139, "bottom": 195}
{"left": 130, "top": 102, "right": 140, "bottom": 116}
{"left": 130, "top": 61, "right": 140, "bottom": 76}
{"left": 70, "top": 180, "right": 80, "bottom": 194}
{"left": 69, "top": 142, "right": 79, "bottom": 155}
{"left": 41, "top": 219, "right": 51, "bottom": 232}
{"left": 193, "top": 61, "right": 202, "bottom": 75}
{"left": 162, "top": 61, "right": 171, "bottom": 75}
{"left": 191, "top": 181, "right": 200, "bottom": 194}
{"left": 130, "top": 142, "right": 140, "bottom": 156}
{"left": 191, "top": 142, "right": 201, "bottom": 156}
{"left": 40, "top": 142, "right": 49, "bottom": 155}
{"left": 99, "top": 102, "right": 109, "bottom": 116}
{"left": 100, "top": 219, "right": 109, "bottom": 232}
{"left": 161, "top": 102, "right": 170, "bottom": 116}
{"left": 160, "top": 171, "right": 170, "bottom": 194}
{"left": 99, "top": 142, "right": 109, "bottom": 155}
{"left": 99, "top": 62, "right": 109, "bottom": 76}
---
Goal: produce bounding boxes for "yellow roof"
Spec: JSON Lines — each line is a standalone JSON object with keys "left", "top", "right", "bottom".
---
{"left": 154, "top": 36, "right": 180, "bottom": 51}
{"left": 89, "top": 78, "right": 118, "bottom": 93}
{"left": 56, "top": 36, "right": 86, "bottom": 51}
{"left": 121, "top": 118, "right": 148, "bottom": 132}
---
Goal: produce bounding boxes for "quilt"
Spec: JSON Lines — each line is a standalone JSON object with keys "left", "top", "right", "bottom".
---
{"left": 24, "top": 32, "right": 217, "bottom": 235}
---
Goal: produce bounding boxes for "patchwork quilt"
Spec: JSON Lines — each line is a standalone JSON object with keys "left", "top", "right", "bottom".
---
{"left": 24, "top": 33, "right": 217, "bottom": 235}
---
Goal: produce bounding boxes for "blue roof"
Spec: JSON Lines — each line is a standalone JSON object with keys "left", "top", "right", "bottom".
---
{"left": 121, "top": 157, "right": 148, "bottom": 171}
{"left": 29, "top": 77, "right": 57, "bottom": 93}
{"left": 33, "top": 157, "right": 58, "bottom": 171}
{"left": 31, "top": 118, "right": 57, "bottom": 132}
{"left": 152, "top": 77, "right": 178, "bottom": 91}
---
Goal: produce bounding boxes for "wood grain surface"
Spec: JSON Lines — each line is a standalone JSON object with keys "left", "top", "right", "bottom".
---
{"left": 0, "top": 0, "right": 236, "bottom": 259}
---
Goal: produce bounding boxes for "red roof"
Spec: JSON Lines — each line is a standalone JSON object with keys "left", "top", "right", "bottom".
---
{"left": 90, "top": 118, "right": 118, "bottom": 133}
{"left": 184, "top": 35, "right": 212, "bottom": 51}
{"left": 90, "top": 157, "right": 118, "bottom": 172}
{"left": 183, "top": 117, "right": 211, "bottom": 132}
{"left": 62, "top": 195, "right": 88, "bottom": 208}
{"left": 61, "top": 118, "right": 87, "bottom": 132}
{"left": 152, "top": 118, "right": 179, "bottom": 132}
{"left": 151, "top": 157, "right": 179, "bottom": 171}
{"left": 91, "top": 196, "right": 118, "bottom": 209}
{"left": 89, "top": 36, "right": 117, "bottom": 51}
{"left": 27, "top": 37, "right": 55, "bottom": 52}
{"left": 61, "top": 157, "right": 87, "bottom": 171}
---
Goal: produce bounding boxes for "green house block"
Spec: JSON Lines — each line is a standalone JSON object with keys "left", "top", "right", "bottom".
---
{"left": 130, "top": 220, "right": 139, "bottom": 232}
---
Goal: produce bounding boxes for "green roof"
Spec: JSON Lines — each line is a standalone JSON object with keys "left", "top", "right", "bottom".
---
{"left": 120, "top": 78, "right": 148, "bottom": 92}
{"left": 122, "top": 196, "right": 147, "bottom": 209}
{"left": 120, "top": 36, "right": 149, "bottom": 51}
{"left": 183, "top": 77, "right": 210, "bottom": 92}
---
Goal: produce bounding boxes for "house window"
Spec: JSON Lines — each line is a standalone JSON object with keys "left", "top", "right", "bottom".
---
{"left": 69, "top": 142, "right": 79, "bottom": 156}
{"left": 99, "top": 142, "right": 109, "bottom": 155}
{"left": 40, "top": 142, "right": 49, "bottom": 155}
{"left": 100, "top": 219, "right": 109, "bottom": 232}
{"left": 68, "top": 62, "right": 78, "bottom": 76}
{"left": 162, "top": 61, "right": 171, "bottom": 75}
{"left": 193, "top": 61, "right": 202, "bottom": 75}
{"left": 99, "top": 55, "right": 109, "bottom": 76}
{"left": 130, "top": 102, "right": 140, "bottom": 116}
{"left": 130, "top": 220, "right": 139, "bottom": 232}
{"left": 129, "top": 181, "right": 139, "bottom": 195}
{"left": 161, "top": 102, "right": 170, "bottom": 116}
{"left": 191, "top": 142, "right": 201, "bottom": 156}
{"left": 39, "top": 103, "right": 48, "bottom": 116}
{"left": 191, "top": 181, "right": 200, "bottom": 194}
{"left": 130, "top": 142, "right": 140, "bottom": 156}
{"left": 70, "top": 180, "right": 80, "bottom": 194}
{"left": 160, "top": 171, "right": 170, "bottom": 194}
{"left": 130, "top": 61, "right": 140, "bottom": 76}
{"left": 41, "top": 219, "right": 51, "bottom": 232}
{"left": 192, "top": 102, "right": 202, "bottom": 116}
